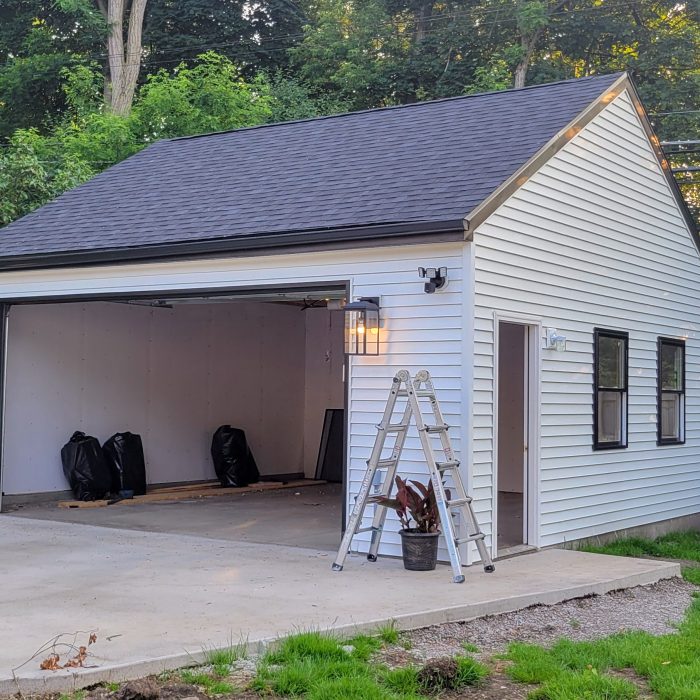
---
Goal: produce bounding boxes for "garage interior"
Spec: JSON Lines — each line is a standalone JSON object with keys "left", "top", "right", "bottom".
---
{"left": 1, "top": 286, "right": 348, "bottom": 551}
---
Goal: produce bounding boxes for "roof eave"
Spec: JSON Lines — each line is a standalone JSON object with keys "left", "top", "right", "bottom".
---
{"left": 462, "top": 72, "right": 629, "bottom": 236}
{"left": 0, "top": 219, "right": 466, "bottom": 273}
{"left": 623, "top": 78, "right": 700, "bottom": 244}
{"left": 463, "top": 73, "right": 699, "bottom": 248}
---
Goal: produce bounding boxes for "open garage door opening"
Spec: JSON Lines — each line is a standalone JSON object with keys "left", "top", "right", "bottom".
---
{"left": 0, "top": 284, "right": 348, "bottom": 551}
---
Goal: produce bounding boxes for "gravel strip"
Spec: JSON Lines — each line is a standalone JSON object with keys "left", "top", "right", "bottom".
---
{"left": 404, "top": 577, "right": 696, "bottom": 660}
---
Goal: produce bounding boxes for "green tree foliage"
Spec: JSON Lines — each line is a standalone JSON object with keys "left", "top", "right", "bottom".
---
{"left": 0, "top": 129, "right": 92, "bottom": 225}
{"left": 0, "top": 0, "right": 698, "bottom": 223}
{"left": 0, "top": 53, "right": 278, "bottom": 225}
{"left": 143, "top": 0, "right": 307, "bottom": 77}
{"left": 134, "top": 52, "right": 273, "bottom": 138}
{"left": 0, "top": 2, "right": 104, "bottom": 139}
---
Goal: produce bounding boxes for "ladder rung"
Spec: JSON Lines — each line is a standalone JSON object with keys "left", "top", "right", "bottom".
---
{"left": 436, "top": 460, "right": 460, "bottom": 471}
{"left": 447, "top": 497, "right": 472, "bottom": 508}
{"left": 355, "top": 526, "right": 381, "bottom": 534}
{"left": 455, "top": 533, "right": 486, "bottom": 545}
{"left": 396, "top": 389, "right": 435, "bottom": 398}
{"left": 384, "top": 424, "right": 408, "bottom": 433}
{"left": 422, "top": 424, "right": 449, "bottom": 433}
{"left": 376, "top": 458, "right": 397, "bottom": 468}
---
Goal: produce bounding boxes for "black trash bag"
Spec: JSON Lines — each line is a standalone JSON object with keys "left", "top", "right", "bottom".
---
{"left": 211, "top": 425, "right": 260, "bottom": 487}
{"left": 60, "top": 431, "right": 113, "bottom": 501}
{"left": 103, "top": 432, "right": 147, "bottom": 496}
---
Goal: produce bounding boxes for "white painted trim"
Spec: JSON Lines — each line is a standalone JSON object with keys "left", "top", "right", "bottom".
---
{"left": 464, "top": 74, "right": 629, "bottom": 234}
{"left": 526, "top": 320, "right": 542, "bottom": 548}
{"left": 492, "top": 311, "right": 542, "bottom": 559}
{"left": 462, "top": 241, "right": 476, "bottom": 565}
{"left": 0, "top": 306, "right": 10, "bottom": 513}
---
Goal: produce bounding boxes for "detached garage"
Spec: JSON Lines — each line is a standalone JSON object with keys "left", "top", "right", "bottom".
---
{"left": 1, "top": 71, "right": 699, "bottom": 564}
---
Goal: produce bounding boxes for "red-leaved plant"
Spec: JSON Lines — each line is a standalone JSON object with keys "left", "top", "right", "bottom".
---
{"left": 370, "top": 476, "right": 448, "bottom": 533}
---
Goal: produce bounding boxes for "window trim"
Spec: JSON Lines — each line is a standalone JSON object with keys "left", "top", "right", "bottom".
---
{"left": 657, "top": 337, "right": 686, "bottom": 446}
{"left": 593, "top": 328, "right": 629, "bottom": 450}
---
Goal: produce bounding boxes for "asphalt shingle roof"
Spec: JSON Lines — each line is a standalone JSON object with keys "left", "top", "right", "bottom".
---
{"left": 0, "top": 73, "right": 622, "bottom": 262}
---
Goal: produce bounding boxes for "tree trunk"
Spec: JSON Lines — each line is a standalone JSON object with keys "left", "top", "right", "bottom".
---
{"left": 414, "top": 0, "right": 432, "bottom": 43}
{"left": 513, "top": 33, "right": 540, "bottom": 88}
{"left": 103, "top": 0, "right": 147, "bottom": 116}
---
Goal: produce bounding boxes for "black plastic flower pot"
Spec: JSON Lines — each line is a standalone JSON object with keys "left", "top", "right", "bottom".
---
{"left": 399, "top": 529, "right": 439, "bottom": 571}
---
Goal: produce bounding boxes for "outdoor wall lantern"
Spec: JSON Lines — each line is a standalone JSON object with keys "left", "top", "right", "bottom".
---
{"left": 544, "top": 328, "right": 567, "bottom": 351}
{"left": 344, "top": 297, "right": 380, "bottom": 355}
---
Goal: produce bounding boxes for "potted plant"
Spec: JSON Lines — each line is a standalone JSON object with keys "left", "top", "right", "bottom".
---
{"left": 370, "top": 476, "right": 448, "bottom": 571}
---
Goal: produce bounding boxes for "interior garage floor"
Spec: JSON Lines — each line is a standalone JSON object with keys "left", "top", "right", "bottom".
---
{"left": 7, "top": 483, "right": 343, "bottom": 551}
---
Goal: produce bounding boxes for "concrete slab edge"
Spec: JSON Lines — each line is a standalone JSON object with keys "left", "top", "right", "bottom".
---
{"left": 1, "top": 561, "right": 680, "bottom": 696}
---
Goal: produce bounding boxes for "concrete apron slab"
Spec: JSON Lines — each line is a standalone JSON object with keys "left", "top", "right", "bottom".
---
{"left": 0, "top": 516, "right": 679, "bottom": 695}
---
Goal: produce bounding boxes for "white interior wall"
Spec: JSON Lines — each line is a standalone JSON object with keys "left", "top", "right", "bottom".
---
{"left": 497, "top": 322, "right": 525, "bottom": 494}
{"left": 2, "top": 300, "right": 310, "bottom": 495}
{"left": 302, "top": 308, "right": 345, "bottom": 477}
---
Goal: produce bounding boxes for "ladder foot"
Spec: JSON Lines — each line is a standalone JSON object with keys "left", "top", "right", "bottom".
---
{"left": 453, "top": 574, "right": 465, "bottom": 584}
{"left": 332, "top": 563, "right": 343, "bottom": 571}
{"left": 367, "top": 554, "right": 378, "bottom": 562}
{"left": 484, "top": 564, "right": 495, "bottom": 573}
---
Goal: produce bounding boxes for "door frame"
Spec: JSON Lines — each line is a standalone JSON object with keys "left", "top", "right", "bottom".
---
{"left": 492, "top": 312, "right": 541, "bottom": 558}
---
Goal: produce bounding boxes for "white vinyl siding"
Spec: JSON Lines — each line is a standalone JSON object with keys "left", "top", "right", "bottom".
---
{"left": 0, "top": 242, "right": 467, "bottom": 557}
{"left": 474, "top": 89, "right": 700, "bottom": 547}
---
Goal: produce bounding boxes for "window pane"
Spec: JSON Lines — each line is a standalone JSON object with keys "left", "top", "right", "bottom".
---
{"left": 661, "top": 343, "right": 683, "bottom": 391}
{"left": 598, "top": 336, "right": 625, "bottom": 388}
{"left": 598, "top": 391, "right": 622, "bottom": 443}
{"left": 661, "top": 393, "right": 680, "bottom": 440}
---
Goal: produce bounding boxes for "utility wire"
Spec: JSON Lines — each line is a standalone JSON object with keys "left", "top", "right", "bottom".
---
{"left": 0, "top": 0, "right": 693, "bottom": 70}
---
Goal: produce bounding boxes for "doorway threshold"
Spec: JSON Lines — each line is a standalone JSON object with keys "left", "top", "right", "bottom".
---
{"left": 497, "top": 543, "right": 538, "bottom": 559}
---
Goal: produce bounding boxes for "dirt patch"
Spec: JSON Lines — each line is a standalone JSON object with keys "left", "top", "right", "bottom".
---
{"left": 440, "top": 675, "right": 529, "bottom": 699}
{"left": 608, "top": 668, "right": 654, "bottom": 699}
{"left": 404, "top": 577, "right": 694, "bottom": 659}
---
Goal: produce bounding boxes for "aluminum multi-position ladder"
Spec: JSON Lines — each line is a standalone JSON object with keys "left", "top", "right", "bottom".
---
{"left": 332, "top": 369, "right": 495, "bottom": 583}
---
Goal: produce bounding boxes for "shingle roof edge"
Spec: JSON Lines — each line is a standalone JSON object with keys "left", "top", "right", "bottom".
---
{"left": 0, "top": 220, "right": 466, "bottom": 275}
{"left": 165, "top": 72, "right": 626, "bottom": 145}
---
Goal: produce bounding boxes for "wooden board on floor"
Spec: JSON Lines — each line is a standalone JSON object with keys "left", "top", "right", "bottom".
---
{"left": 58, "top": 479, "right": 327, "bottom": 509}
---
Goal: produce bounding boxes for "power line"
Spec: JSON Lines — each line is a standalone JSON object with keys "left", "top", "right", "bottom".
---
{"left": 0, "top": 0, "right": 692, "bottom": 71}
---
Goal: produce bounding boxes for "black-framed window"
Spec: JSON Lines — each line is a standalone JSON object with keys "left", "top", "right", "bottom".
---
{"left": 658, "top": 337, "right": 685, "bottom": 445}
{"left": 594, "top": 329, "right": 629, "bottom": 449}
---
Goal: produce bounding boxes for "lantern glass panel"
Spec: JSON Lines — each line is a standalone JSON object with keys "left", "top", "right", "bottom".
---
{"left": 344, "top": 304, "right": 380, "bottom": 355}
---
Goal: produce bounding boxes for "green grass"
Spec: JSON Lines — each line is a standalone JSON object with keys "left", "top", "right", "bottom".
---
{"left": 58, "top": 691, "right": 85, "bottom": 700}
{"left": 580, "top": 530, "right": 700, "bottom": 562}
{"left": 455, "top": 655, "right": 489, "bottom": 686}
{"left": 378, "top": 666, "right": 421, "bottom": 695}
{"left": 461, "top": 641, "right": 480, "bottom": 653}
{"left": 505, "top": 595, "right": 700, "bottom": 699}
{"left": 253, "top": 631, "right": 444, "bottom": 699}
{"left": 205, "top": 639, "right": 247, "bottom": 666}
{"left": 180, "top": 669, "right": 236, "bottom": 695}
{"left": 376, "top": 620, "right": 400, "bottom": 645}
{"left": 346, "top": 633, "right": 383, "bottom": 661}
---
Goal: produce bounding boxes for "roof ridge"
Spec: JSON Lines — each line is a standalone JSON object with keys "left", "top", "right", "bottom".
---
{"left": 167, "top": 71, "right": 626, "bottom": 145}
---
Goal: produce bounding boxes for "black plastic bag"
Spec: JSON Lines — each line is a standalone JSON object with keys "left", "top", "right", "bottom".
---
{"left": 103, "top": 432, "right": 147, "bottom": 496}
{"left": 61, "top": 431, "right": 113, "bottom": 501}
{"left": 211, "top": 426, "right": 260, "bottom": 487}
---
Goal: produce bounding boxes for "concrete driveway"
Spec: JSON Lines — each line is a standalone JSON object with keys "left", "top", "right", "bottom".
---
{"left": 0, "top": 514, "right": 679, "bottom": 694}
